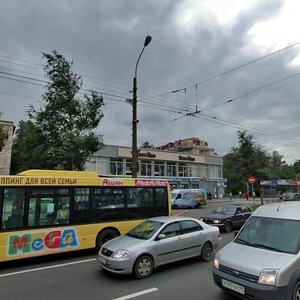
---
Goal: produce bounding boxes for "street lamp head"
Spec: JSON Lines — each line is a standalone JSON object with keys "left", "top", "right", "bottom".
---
{"left": 144, "top": 36, "right": 152, "bottom": 47}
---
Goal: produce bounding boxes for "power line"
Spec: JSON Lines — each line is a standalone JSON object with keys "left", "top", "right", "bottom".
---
{"left": 140, "top": 41, "right": 300, "bottom": 101}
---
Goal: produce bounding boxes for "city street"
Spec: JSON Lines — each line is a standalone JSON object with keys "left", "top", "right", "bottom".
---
{"left": 0, "top": 199, "right": 269, "bottom": 300}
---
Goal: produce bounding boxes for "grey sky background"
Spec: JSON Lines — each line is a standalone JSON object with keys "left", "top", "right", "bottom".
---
{"left": 1, "top": 0, "right": 300, "bottom": 163}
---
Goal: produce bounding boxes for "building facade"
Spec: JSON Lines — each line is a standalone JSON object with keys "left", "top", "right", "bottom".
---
{"left": 0, "top": 120, "right": 14, "bottom": 175}
{"left": 85, "top": 138, "right": 226, "bottom": 198}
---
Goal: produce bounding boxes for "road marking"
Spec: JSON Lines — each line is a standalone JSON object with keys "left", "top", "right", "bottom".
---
{"left": 112, "top": 288, "right": 159, "bottom": 300}
{"left": 0, "top": 258, "right": 96, "bottom": 278}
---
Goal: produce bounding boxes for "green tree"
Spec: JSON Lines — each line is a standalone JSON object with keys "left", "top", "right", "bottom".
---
{"left": 11, "top": 120, "right": 50, "bottom": 174}
{"left": 294, "top": 160, "right": 300, "bottom": 174}
{"left": 266, "top": 151, "right": 295, "bottom": 179}
{"left": 25, "top": 50, "right": 104, "bottom": 170}
{"left": 140, "top": 141, "right": 155, "bottom": 149}
{"left": 223, "top": 131, "right": 269, "bottom": 194}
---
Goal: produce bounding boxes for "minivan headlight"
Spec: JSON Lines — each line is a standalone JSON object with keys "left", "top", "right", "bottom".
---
{"left": 213, "top": 253, "right": 220, "bottom": 269}
{"left": 258, "top": 269, "right": 278, "bottom": 286}
{"left": 112, "top": 249, "right": 129, "bottom": 259}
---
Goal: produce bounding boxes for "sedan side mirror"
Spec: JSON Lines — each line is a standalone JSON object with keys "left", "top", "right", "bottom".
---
{"left": 157, "top": 234, "right": 166, "bottom": 240}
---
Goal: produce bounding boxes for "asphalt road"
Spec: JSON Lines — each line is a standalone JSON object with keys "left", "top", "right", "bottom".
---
{"left": 0, "top": 200, "right": 251, "bottom": 300}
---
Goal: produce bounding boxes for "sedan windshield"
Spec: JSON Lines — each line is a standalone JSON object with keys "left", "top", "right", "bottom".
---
{"left": 214, "top": 206, "right": 235, "bottom": 214}
{"left": 235, "top": 216, "right": 300, "bottom": 254}
{"left": 126, "top": 220, "right": 164, "bottom": 240}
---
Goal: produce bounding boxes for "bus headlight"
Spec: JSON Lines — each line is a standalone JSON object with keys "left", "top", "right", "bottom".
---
{"left": 113, "top": 249, "right": 129, "bottom": 259}
{"left": 258, "top": 269, "right": 278, "bottom": 286}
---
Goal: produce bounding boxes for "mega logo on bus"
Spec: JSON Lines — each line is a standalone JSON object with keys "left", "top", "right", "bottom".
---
{"left": 7, "top": 228, "right": 78, "bottom": 256}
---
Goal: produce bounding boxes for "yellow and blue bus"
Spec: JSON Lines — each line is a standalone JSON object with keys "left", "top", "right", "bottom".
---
{"left": 0, "top": 170, "right": 171, "bottom": 262}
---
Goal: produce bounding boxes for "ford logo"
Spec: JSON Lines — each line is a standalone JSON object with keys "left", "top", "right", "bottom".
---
{"left": 233, "top": 271, "right": 240, "bottom": 277}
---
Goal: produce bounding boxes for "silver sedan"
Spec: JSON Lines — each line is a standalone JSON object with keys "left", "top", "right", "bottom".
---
{"left": 98, "top": 216, "right": 221, "bottom": 279}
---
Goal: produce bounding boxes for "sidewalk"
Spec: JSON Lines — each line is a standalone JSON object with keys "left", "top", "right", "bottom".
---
{"left": 209, "top": 197, "right": 280, "bottom": 204}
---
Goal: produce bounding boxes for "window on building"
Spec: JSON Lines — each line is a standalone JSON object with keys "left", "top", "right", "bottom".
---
{"left": 110, "top": 159, "right": 123, "bottom": 175}
{"left": 154, "top": 162, "right": 164, "bottom": 176}
{"left": 125, "top": 161, "right": 132, "bottom": 175}
{"left": 141, "top": 160, "right": 152, "bottom": 176}
{"left": 167, "top": 163, "right": 176, "bottom": 177}
{"left": 199, "top": 165, "right": 208, "bottom": 178}
{"left": 178, "top": 163, "right": 190, "bottom": 177}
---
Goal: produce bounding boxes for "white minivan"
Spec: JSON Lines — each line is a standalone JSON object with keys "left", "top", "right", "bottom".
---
{"left": 212, "top": 202, "right": 300, "bottom": 300}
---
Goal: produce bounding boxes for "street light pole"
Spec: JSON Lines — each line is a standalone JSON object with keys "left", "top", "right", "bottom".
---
{"left": 131, "top": 35, "right": 152, "bottom": 178}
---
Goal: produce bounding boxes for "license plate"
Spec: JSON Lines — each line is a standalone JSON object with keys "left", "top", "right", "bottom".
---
{"left": 99, "top": 256, "right": 106, "bottom": 264}
{"left": 222, "top": 279, "right": 245, "bottom": 295}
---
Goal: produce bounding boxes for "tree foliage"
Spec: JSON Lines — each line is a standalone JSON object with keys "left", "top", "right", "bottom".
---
{"left": 12, "top": 50, "right": 104, "bottom": 171}
{"left": 140, "top": 141, "right": 155, "bottom": 149}
{"left": 223, "top": 130, "right": 297, "bottom": 194}
{"left": 11, "top": 120, "right": 50, "bottom": 174}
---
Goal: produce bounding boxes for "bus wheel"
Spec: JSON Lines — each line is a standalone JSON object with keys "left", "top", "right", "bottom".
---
{"left": 133, "top": 255, "right": 154, "bottom": 279}
{"left": 96, "top": 229, "right": 118, "bottom": 251}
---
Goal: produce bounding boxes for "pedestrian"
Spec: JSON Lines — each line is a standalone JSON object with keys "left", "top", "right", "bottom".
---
{"left": 229, "top": 191, "right": 233, "bottom": 200}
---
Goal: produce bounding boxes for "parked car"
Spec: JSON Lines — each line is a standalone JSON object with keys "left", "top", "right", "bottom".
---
{"left": 212, "top": 202, "right": 300, "bottom": 300}
{"left": 200, "top": 204, "right": 252, "bottom": 233}
{"left": 282, "top": 192, "right": 300, "bottom": 201}
{"left": 98, "top": 216, "right": 220, "bottom": 279}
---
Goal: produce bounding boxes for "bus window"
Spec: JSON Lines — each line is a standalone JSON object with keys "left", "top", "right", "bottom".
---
{"left": 137, "top": 188, "right": 153, "bottom": 207}
{"left": 155, "top": 188, "right": 168, "bottom": 206}
{"left": 74, "top": 188, "right": 90, "bottom": 210}
{"left": 28, "top": 196, "right": 70, "bottom": 227}
{"left": 1, "top": 188, "right": 25, "bottom": 230}
{"left": 93, "top": 188, "right": 124, "bottom": 209}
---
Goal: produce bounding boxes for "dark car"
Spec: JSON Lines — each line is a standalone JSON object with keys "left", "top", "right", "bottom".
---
{"left": 200, "top": 204, "right": 252, "bottom": 233}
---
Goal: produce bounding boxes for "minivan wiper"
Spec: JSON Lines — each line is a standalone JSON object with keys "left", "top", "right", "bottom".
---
{"left": 253, "top": 243, "right": 284, "bottom": 253}
{"left": 235, "top": 238, "right": 253, "bottom": 246}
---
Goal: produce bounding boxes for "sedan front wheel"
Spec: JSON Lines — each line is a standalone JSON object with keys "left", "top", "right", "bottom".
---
{"left": 201, "top": 242, "right": 213, "bottom": 261}
{"left": 224, "top": 221, "right": 232, "bottom": 233}
{"left": 133, "top": 255, "right": 154, "bottom": 279}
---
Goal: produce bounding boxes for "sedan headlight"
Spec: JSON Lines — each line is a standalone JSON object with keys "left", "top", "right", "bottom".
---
{"left": 112, "top": 249, "right": 129, "bottom": 259}
{"left": 258, "top": 269, "right": 278, "bottom": 286}
{"left": 199, "top": 218, "right": 203, "bottom": 222}
{"left": 213, "top": 219, "right": 221, "bottom": 224}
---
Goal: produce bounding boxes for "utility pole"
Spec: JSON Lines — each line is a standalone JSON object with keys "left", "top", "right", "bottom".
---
{"left": 131, "top": 36, "right": 152, "bottom": 178}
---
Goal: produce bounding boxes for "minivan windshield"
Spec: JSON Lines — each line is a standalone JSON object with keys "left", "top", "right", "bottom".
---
{"left": 235, "top": 216, "right": 300, "bottom": 254}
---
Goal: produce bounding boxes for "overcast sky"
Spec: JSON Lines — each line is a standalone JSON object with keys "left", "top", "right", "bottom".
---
{"left": 1, "top": 0, "right": 300, "bottom": 163}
